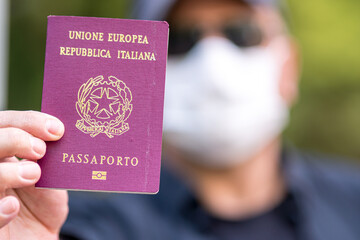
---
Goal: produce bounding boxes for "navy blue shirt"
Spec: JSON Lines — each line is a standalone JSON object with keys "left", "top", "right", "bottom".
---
{"left": 61, "top": 147, "right": 360, "bottom": 240}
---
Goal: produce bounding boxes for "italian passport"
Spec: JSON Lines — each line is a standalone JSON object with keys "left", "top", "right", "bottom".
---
{"left": 36, "top": 16, "right": 169, "bottom": 193}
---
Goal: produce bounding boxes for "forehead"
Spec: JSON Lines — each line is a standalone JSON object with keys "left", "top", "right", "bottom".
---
{"left": 167, "top": 0, "right": 252, "bottom": 26}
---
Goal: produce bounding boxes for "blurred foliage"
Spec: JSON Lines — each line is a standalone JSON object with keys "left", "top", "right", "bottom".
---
{"left": 7, "top": 0, "right": 360, "bottom": 160}
{"left": 285, "top": 0, "right": 360, "bottom": 159}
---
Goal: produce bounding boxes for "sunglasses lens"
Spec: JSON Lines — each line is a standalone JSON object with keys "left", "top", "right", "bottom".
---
{"left": 223, "top": 22, "right": 263, "bottom": 48}
{"left": 168, "top": 22, "right": 263, "bottom": 55}
{"left": 168, "top": 29, "right": 199, "bottom": 55}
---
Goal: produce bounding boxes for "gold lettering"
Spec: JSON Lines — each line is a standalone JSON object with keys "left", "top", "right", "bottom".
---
{"left": 106, "top": 33, "right": 149, "bottom": 44}
{"left": 121, "top": 50, "right": 126, "bottom": 58}
{"left": 75, "top": 48, "right": 81, "bottom": 56}
{"left": 62, "top": 153, "right": 68, "bottom": 162}
{"left": 108, "top": 33, "right": 113, "bottom": 42}
{"left": 125, "top": 34, "right": 131, "bottom": 43}
{"left": 60, "top": 47, "right": 65, "bottom": 55}
{"left": 132, "top": 35, "right": 138, "bottom": 43}
{"left": 88, "top": 48, "right": 93, "bottom": 57}
{"left": 143, "top": 35, "right": 149, "bottom": 44}
{"left": 61, "top": 153, "right": 139, "bottom": 167}
{"left": 70, "top": 47, "right": 76, "bottom": 56}
{"left": 94, "top": 49, "right": 99, "bottom": 57}
{"left": 91, "top": 32, "right": 103, "bottom": 41}
{"left": 69, "top": 154, "right": 75, "bottom": 163}
{"left": 125, "top": 51, "right": 130, "bottom": 59}
{"left": 69, "top": 31, "right": 104, "bottom": 41}
{"left": 119, "top": 34, "right": 125, "bottom": 42}
{"left": 116, "top": 50, "right": 155, "bottom": 61}
{"left": 100, "top": 49, "right": 104, "bottom": 57}
{"left": 69, "top": 31, "right": 75, "bottom": 39}
{"left": 84, "top": 154, "right": 89, "bottom": 164}
{"left": 75, "top": 31, "right": 82, "bottom": 40}
{"left": 99, "top": 49, "right": 111, "bottom": 58}
{"left": 145, "top": 52, "right": 150, "bottom": 60}
{"left": 124, "top": 157, "right": 130, "bottom": 166}
{"left": 92, "top": 32, "right": 99, "bottom": 41}
{"left": 100, "top": 155, "right": 106, "bottom": 165}
{"left": 131, "top": 157, "right": 139, "bottom": 166}
{"left": 90, "top": 155, "right": 98, "bottom": 164}
{"left": 113, "top": 34, "right": 119, "bottom": 42}
{"left": 107, "top": 156, "right": 114, "bottom": 165}
{"left": 85, "top": 32, "right": 91, "bottom": 40}
{"left": 117, "top": 156, "right": 123, "bottom": 166}
{"left": 77, "top": 154, "right": 83, "bottom": 163}
{"left": 59, "top": 47, "right": 110, "bottom": 58}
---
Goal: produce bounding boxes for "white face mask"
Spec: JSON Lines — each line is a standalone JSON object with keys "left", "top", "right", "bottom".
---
{"left": 163, "top": 36, "right": 289, "bottom": 168}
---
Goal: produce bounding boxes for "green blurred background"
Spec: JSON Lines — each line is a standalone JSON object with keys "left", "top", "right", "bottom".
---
{"left": 7, "top": 0, "right": 360, "bottom": 160}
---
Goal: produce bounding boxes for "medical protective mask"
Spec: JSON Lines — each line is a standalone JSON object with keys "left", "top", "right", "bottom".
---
{"left": 163, "top": 36, "right": 289, "bottom": 168}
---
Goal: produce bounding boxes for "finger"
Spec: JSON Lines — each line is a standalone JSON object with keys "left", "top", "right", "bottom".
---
{"left": 0, "top": 128, "right": 46, "bottom": 160}
{"left": 0, "top": 110, "right": 64, "bottom": 141}
{"left": 0, "top": 161, "right": 41, "bottom": 191}
{"left": 1, "top": 157, "right": 18, "bottom": 163}
{"left": 0, "top": 196, "right": 20, "bottom": 229}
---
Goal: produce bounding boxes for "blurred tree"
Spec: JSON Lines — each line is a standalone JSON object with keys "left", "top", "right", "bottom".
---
{"left": 285, "top": 0, "right": 360, "bottom": 159}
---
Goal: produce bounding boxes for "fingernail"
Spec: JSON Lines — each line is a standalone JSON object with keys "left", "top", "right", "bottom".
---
{"left": 30, "top": 136, "right": 46, "bottom": 157}
{"left": 19, "top": 162, "right": 41, "bottom": 181}
{"left": 0, "top": 198, "right": 17, "bottom": 216}
{"left": 46, "top": 118, "right": 64, "bottom": 136}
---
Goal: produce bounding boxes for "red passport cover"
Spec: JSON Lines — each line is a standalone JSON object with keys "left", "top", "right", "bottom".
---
{"left": 36, "top": 16, "right": 168, "bottom": 193}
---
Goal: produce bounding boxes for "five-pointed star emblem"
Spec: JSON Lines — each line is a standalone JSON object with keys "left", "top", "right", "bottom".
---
{"left": 89, "top": 87, "right": 120, "bottom": 119}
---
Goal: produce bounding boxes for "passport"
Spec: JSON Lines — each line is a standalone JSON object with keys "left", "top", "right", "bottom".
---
{"left": 36, "top": 16, "right": 169, "bottom": 193}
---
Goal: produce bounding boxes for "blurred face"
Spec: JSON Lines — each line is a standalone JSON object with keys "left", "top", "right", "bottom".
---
{"left": 163, "top": 0, "right": 299, "bottom": 167}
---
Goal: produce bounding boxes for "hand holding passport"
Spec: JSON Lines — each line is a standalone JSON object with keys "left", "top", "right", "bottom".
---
{"left": 0, "top": 111, "right": 68, "bottom": 239}
{"left": 0, "top": 16, "right": 168, "bottom": 238}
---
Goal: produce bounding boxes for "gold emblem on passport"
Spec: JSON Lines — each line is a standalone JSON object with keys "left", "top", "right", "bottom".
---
{"left": 92, "top": 171, "right": 107, "bottom": 180}
{"left": 76, "top": 75, "right": 133, "bottom": 138}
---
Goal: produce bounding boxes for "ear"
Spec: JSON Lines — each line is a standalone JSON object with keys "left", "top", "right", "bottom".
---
{"left": 278, "top": 37, "right": 300, "bottom": 106}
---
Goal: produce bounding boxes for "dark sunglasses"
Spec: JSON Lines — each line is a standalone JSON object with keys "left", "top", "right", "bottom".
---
{"left": 168, "top": 20, "right": 263, "bottom": 55}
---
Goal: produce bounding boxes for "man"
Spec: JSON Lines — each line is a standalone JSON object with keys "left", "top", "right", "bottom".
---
{"left": 1, "top": 0, "right": 360, "bottom": 239}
